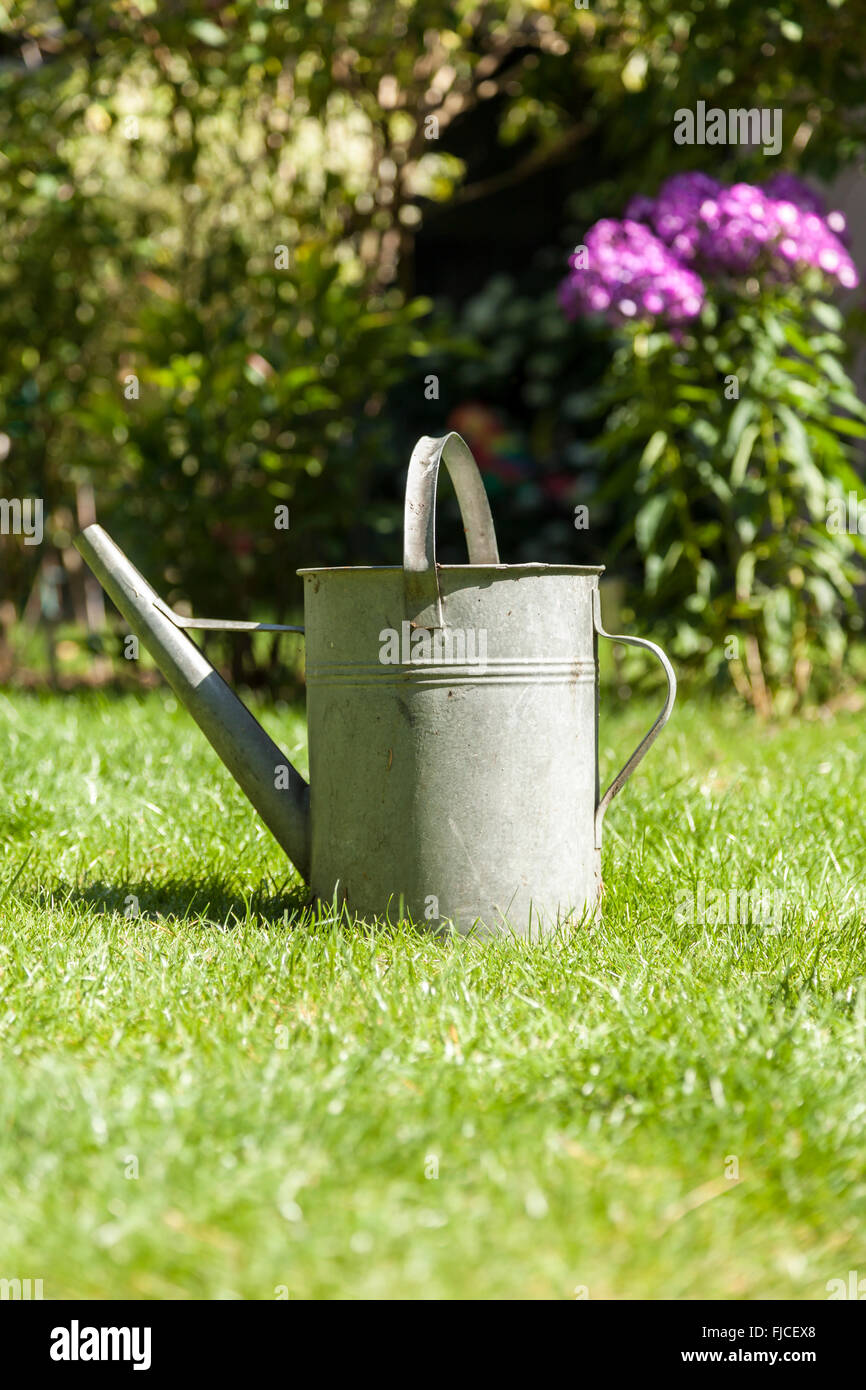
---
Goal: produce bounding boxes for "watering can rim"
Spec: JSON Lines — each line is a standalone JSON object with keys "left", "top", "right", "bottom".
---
{"left": 297, "top": 562, "right": 606, "bottom": 576}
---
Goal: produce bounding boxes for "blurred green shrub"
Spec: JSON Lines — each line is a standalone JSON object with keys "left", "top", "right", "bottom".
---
{"left": 576, "top": 289, "right": 866, "bottom": 714}
{"left": 3, "top": 1, "right": 866, "bottom": 688}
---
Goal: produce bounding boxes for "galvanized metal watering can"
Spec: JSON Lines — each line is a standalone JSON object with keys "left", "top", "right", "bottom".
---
{"left": 76, "top": 432, "right": 675, "bottom": 936}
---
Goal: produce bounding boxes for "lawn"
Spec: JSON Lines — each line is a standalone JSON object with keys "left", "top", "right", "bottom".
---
{"left": 0, "top": 684, "right": 864, "bottom": 1300}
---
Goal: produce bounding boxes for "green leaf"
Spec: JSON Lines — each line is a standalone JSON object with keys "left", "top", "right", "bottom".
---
{"left": 811, "top": 301, "right": 842, "bottom": 331}
{"left": 696, "top": 457, "right": 731, "bottom": 503}
{"left": 640, "top": 430, "right": 668, "bottom": 470}
{"left": 730, "top": 423, "right": 760, "bottom": 488}
{"left": 725, "top": 397, "right": 757, "bottom": 447}
{"left": 817, "top": 352, "right": 856, "bottom": 388}
{"left": 806, "top": 576, "right": 839, "bottom": 614}
{"left": 826, "top": 415, "right": 866, "bottom": 438}
{"left": 780, "top": 18, "right": 803, "bottom": 41}
{"left": 635, "top": 493, "right": 669, "bottom": 552}
{"left": 735, "top": 550, "right": 756, "bottom": 602}
{"left": 781, "top": 319, "right": 816, "bottom": 359}
{"left": 188, "top": 19, "right": 228, "bottom": 46}
{"left": 776, "top": 404, "right": 826, "bottom": 515}
{"left": 676, "top": 385, "right": 716, "bottom": 402}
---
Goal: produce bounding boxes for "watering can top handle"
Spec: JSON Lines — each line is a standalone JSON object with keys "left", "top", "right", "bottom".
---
{"left": 593, "top": 588, "right": 677, "bottom": 847}
{"left": 403, "top": 432, "right": 500, "bottom": 628}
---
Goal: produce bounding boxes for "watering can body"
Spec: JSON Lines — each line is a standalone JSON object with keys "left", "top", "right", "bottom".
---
{"left": 76, "top": 433, "right": 675, "bottom": 937}
{"left": 305, "top": 564, "right": 604, "bottom": 934}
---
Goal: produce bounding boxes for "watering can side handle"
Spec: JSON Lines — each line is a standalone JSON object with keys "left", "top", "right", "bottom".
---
{"left": 593, "top": 588, "right": 677, "bottom": 848}
{"left": 403, "top": 432, "right": 500, "bottom": 628}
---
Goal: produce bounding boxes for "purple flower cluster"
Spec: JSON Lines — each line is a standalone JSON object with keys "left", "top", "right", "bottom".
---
{"left": 766, "top": 196, "right": 855, "bottom": 286}
{"left": 557, "top": 218, "right": 705, "bottom": 326}
{"left": 692, "top": 183, "right": 787, "bottom": 276}
{"left": 627, "top": 172, "right": 722, "bottom": 262}
{"left": 562, "top": 171, "right": 858, "bottom": 328}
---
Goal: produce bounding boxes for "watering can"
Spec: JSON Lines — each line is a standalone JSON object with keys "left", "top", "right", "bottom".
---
{"left": 76, "top": 432, "right": 675, "bottom": 936}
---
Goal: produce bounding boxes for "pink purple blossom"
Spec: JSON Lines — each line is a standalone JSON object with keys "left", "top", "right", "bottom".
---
{"left": 562, "top": 171, "right": 859, "bottom": 328}
{"left": 627, "top": 172, "right": 722, "bottom": 263}
{"left": 693, "top": 183, "right": 785, "bottom": 276}
{"left": 558, "top": 219, "right": 705, "bottom": 327}
{"left": 639, "top": 172, "right": 857, "bottom": 287}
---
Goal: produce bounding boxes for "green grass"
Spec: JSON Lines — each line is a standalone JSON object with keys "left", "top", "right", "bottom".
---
{"left": 1, "top": 685, "right": 865, "bottom": 1300}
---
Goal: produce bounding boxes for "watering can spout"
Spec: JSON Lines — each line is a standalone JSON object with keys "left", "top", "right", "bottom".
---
{"left": 75, "top": 524, "right": 311, "bottom": 881}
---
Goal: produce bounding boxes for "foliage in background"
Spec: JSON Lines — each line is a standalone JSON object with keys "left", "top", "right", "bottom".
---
{"left": 0, "top": 0, "right": 456, "bottom": 678}
{"left": 2, "top": 1, "right": 866, "bottom": 690}
{"left": 378, "top": 265, "right": 611, "bottom": 568}
{"left": 0, "top": 0, "right": 597, "bottom": 641}
{"left": 594, "top": 301, "right": 866, "bottom": 713}
{"left": 559, "top": 174, "right": 866, "bottom": 713}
